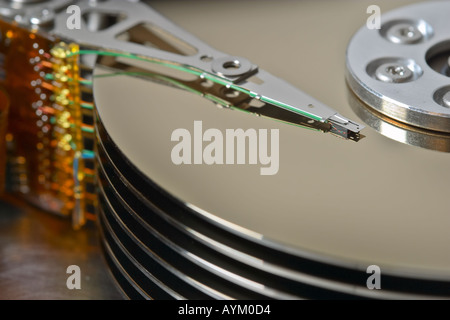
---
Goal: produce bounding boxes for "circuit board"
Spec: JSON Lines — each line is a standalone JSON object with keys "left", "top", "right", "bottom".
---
{"left": 0, "top": 21, "right": 95, "bottom": 228}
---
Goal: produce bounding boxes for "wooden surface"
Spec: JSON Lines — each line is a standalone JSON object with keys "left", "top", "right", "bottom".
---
{"left": 0, "top": 196, "right": 123, "bottom": 300}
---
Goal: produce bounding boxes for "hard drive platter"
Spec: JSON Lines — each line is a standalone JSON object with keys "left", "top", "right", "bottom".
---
{"left": 93, "top": 50, "right": 450, "bottom": 299}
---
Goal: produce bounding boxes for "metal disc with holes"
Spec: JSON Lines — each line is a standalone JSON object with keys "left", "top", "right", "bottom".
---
{"left": 93, "top": 0, "right": 450, "bottom": 300}
{"left": 346, "top": 1, "right": 450, "bottom": 133}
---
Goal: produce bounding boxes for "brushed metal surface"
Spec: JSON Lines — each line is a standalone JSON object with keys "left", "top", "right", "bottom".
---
{"left": 346, "top": 1, "right": 450, "bottom": 133}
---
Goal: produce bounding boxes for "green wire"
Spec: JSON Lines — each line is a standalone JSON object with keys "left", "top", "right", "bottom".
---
{"left": 67, "top": 50, "right": 203, "bottom": 78}
{"left": 79, "top": 80, "right": 93, "bottom": 86}
{"left": 66, "top": 49, "right": 322, "bottom": 121}
{"left": 81, "top": 126, "right": 95, "bottom": 134}
{"left": 61, "top": 68, "right": 318, "bottom": 132}
{"left": 45, "top": 61, "right": 321, "bottom": 133}
{"left": 44, "top": 73, "right": 54, "bottom": 81}
{"left": 81, "top": 103, "right": 94, "bottom": 110}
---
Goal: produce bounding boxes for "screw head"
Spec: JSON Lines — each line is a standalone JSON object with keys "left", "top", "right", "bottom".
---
{"left": 386, "top": 23, "right": 423, "bottom": 44}
{"left": 375, "top": 63, "right": 413, "bottom": 83}
{"left": 442, "top": 91, "right": 450, "bottom": 108}
{"left": 432, "top": 86, "right": 450, "bottom": 109}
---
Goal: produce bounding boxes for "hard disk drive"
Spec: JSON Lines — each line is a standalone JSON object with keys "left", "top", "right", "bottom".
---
{"left": 0, "top": 0, "right": 449, "bottom": 300}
